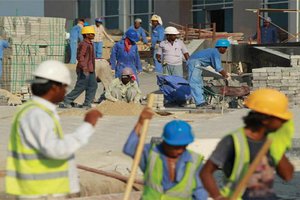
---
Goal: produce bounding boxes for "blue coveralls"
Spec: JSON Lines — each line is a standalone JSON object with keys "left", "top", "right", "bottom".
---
{"left": 253, "top": 25, "right": 278, "bottom": 44}
{"left": 127, "top": 25, "right": 148, "bottom": 44}
{"left": 69, "top": 25, "right": 83, "bottom": 64}
{"left": 0, "top": 40, "right": 9, "bottom": 79}
{"left": 188, "top": 48, "right": 224, "bottom": 106}
{"left": 110, "top": 39, "right": 142, "bottom": 82}
{"left": 151, "top": 25, "right": 164, "bottom": 73}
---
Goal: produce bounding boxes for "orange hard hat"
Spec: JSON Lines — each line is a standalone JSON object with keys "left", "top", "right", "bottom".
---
{"left": 244, "top": 88, "right": 292, "bottom": 120}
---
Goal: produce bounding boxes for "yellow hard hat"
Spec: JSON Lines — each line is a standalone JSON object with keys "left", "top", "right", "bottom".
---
{"left": 81, "top": 26, "right": 95, "bottom": 35}
{"left": 244, "top": 88, "right": 292, "bottom": 120}
{"left": 151, "top": 15, "right": 160, "bottom": 21}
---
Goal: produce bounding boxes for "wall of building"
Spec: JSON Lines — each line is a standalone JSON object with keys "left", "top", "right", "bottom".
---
{"left": 0, "top": 0, "right": 44, "bottom": 17}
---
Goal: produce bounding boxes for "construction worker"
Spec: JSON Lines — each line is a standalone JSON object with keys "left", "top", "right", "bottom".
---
{"left": 69, "top": 18, "right": 84, "bottom": 64}
{"left": 5, "top": 60, "right": 102, "bottom": 199}
{"left": 123, "top": 108, "right": 208, "bottom": 199}
{"left": 127, "top": 18, "right": 148, "bottom": 44}
{"left": 105, "top": 67, "right": 141, "bottom": 103}
{"left": 188, "top": 39, "right": 230, "bottom": 108}
{"left": 200, "top": 88, "right": 294, "bottom": 200}
{"left": 92, "top": 17, "right": 114, "bottom": 59}
{"left": 156, "top": 26, "right": 189, "bottom": 77}
{"left": 0, "top": 38, "right": 9, "bottom": 80}
{"left": 110, "top": 29, "right": 142, "bottom": 82}
{"left": 61, "top": 26, "right": 97, "bottom": 109}
{"left": 251, "top": 17, "right": 278, "bottom": 44}
{"left": 150, "top": 14, "right": 164, "bottom": 73}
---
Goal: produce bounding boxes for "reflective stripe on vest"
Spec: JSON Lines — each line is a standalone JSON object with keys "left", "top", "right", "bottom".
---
{"left": 221, "top": 128, "right": 250, "bottom": 199}
{"left": 5, "top": 100, "right": 70, "bottom": 196}
{"left": 143, "top": 146, "right": 203, "bottom": 200}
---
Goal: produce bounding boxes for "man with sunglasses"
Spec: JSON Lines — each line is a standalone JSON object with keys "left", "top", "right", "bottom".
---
{"left": 105, "top": 67, "right": 141, "bottom": 103}
{"left": 187, "top": 39, "right": 231, "bottom": 108}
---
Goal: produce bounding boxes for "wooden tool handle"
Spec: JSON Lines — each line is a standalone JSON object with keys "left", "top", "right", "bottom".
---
{"left": 123, "top": 94, "right": 155, "bottom": 200}
{"left": 230, "top": 138, "right": 272, "bottom": 200}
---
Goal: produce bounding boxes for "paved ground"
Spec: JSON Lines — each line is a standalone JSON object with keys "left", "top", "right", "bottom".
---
{"left": 0, "top": 69, "right": 300, "bottom": 199}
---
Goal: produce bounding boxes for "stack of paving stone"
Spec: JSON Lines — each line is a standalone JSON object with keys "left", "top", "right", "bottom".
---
{"left": 0, "top": 16, "right": 66, "bottom": 94}
{"left": 152, "top": 93, "right": 165, "bottom": 110}
{"left": 252, "top": 67, "right": 300, "bottom": 107}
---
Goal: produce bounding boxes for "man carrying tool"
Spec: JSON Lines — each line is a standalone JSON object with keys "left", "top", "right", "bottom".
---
{"left": 5, "top": 60, "right": 102, "bottom": 199}
{"left": 156, "top": 26, "right": 189, "bottom": 77}
{"left": 69, "top": 18, "right": 84, "bottom": 64}
{"left": 127, "top": 18, "right": 148, "bottom": 44}
{"left": 61, "top": 26, "right": 98, "bottom": 109}
{"left": 92, "top": 17, "right": 115, "bottom": 59}
{"left": 188, "top": 39, "right": 231, "bottom": 108}
{"left": 200, "top": 88, "right": 294, "bottom": 200}
{"left": 150, "top": 14, "right": 164, "bottom": 73}
{"left": 105, "top": 67, "right": 141, "bottom": 103}
{"left": 123, "top": 108, "right": 208, "bottom": 199}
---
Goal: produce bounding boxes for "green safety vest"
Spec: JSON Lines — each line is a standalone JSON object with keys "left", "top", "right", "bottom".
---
{"left": 5, "top": 100, "right": 70, "bottom": 196}
{"left": 142, "top": 146, "right": 204, "bottom": 200}
{"left": 221, "top": 128, "right": 279, "bottom": 199}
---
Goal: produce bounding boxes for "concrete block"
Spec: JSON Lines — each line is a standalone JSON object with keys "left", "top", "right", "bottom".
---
{"left": 267, "top": 76, "right": 281, "bottom": 80}
{"left": 253, "top": 76, "right": 267, "bottom": 80}
{"left": 252, "top": 68, "right": 267, "bottom": 73}
{"left": 266, "top": 68, "right": 282, "bottom": 73}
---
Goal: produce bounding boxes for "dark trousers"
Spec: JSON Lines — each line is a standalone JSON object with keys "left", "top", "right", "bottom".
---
{"left": 64, "top": 70, "right": 98, "bottom": 106}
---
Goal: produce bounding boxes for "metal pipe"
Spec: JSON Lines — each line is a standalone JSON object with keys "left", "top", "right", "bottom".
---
{"left": 297, "top": 1, "right": 299, "bottom": 42}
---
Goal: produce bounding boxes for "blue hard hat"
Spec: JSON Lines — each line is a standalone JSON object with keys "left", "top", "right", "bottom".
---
{"left": 162, "top": 120, "right": 194, "bottom": 146}
{"left": 125, "top": 29, "right": 139, "bottom": 42}
{"left": 95, "top": 18, "right": 103, "bottom": 23}
{"left": 215, "top": 39, "right": 230, "bottom": 48}
{"left": 84, "top": 22, "right": 89, "bottom": 26}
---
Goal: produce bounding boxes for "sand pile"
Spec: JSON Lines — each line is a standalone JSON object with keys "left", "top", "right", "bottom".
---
{"left": 59, "top": 101, "right": 146, "bottom": 116}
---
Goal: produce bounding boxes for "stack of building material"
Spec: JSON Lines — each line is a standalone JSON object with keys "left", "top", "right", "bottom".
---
{"left": 252, "top": 67, "right": 300, "bottom": 107}
{"left": 0, "top": 16, "right": 66, "bottom": 94}
{"left": 152, "top": 93, "right": 165, "bottom": 110}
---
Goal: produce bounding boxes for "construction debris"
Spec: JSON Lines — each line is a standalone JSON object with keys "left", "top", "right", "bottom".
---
{"left": 0, "top": 89, "right": 22, "bottom": 105}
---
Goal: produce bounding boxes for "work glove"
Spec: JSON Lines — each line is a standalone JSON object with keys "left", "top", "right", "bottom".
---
{"left": 268, "top": 120, "right": 295, "bottom": 165}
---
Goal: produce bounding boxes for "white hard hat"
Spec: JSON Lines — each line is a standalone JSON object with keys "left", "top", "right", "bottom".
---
{"left": 165, "top": 26, "right": 180, "bottom": 35}
{"left": 33, "top": 60, "right": 71, "bottom": 85}
{"left": 122, "top": 67, "right": 134, "bottom": 76}
{"left": 265, "top": 17, "right": 271, "bottom": 22}
{"left": 135, "top": 18, "right": 142, "bottom": 23}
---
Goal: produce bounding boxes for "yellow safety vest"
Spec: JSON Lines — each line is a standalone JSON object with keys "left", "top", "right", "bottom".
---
{"left": 142, "top": 146, "right": 203, "bottom": 200}
{"left": 221, "top": 128, "right": 281, "bottom": 199}
{"left": 5, "top": 100, "right": 70, "bottom": 196}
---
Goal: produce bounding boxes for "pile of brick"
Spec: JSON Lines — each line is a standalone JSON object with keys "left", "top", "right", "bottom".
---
{"left": 252, "top": 67, "right": 300, "bottom": 107}
{"left": 0, "top": 16, "right": 66, "bottom": 94}
{"left": 153, "top": 93, "right": 165, "bottom": 110}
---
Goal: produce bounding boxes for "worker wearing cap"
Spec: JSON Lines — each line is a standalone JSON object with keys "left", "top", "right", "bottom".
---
{"left": 69, "top": 18, "right": 84, "bottom": 64}
{"left": 92, "top": 17, "right": 114, "bottom": 59}
{"left": 188, "top": 39, "right": 230, "bottom": 108}
{"left": 150, "top": 15, "right": 165, "bottom": 73}
{"left": 110, "top": 29, "right": 142, "bottom": 82}
{"left": 123, "top": 108, "right": 208, "bottom": 199}
{"left": 251, "top": 17, "right": 278, "bottom": 44}
{"left": 61, "top": 26, "right": 98, "bottom": 109}
{"left": 105, "top": 67, "right": 141, "bottom": 103}
{"left": 156, "top": 26, "right": 189, "bottom": 77}
{"left": 0, "top": 38, "right": 9, "bottom": 80}
{"left": 5, "top": 60, "right": 102, "bottom": 199}
{"left": 200, "top": 88, "right": 294, "bottom": 200}
{"left": 127, "top": 18, "right": 148, "bottom": 44}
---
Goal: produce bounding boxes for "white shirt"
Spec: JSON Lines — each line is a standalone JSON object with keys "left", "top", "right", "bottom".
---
{"left": 157, "top": 39, "right": 188, "bottom": 66}
{"left": 92, "top": 24, "right": 114, "bottom": 43}
{"left": 18, "top": 96, "right": 94, "bottom": 196}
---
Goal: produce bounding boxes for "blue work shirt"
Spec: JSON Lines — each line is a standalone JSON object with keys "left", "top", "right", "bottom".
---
{"left": 253, "top": 25, "right": 278, "bottom": 44}
{"left": 123, "top": 130, "right": 208, "bottom": 200}
{"left": 110, "top": 39, "right": 142, "bottom": 78}
{"left": 151, "top": 25, "right": 165, "bottom": 48}
{"left": 189, "top": 48, "right": 223, "bottom": 72}
{"left": 70, "top": 25, "right": 83, "bottom": 42}
{"left": 0, "top": 40, "right": 9, "bottom": 59}
{"left": 127, "top": 25, "right": 148, "bottom": 44}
